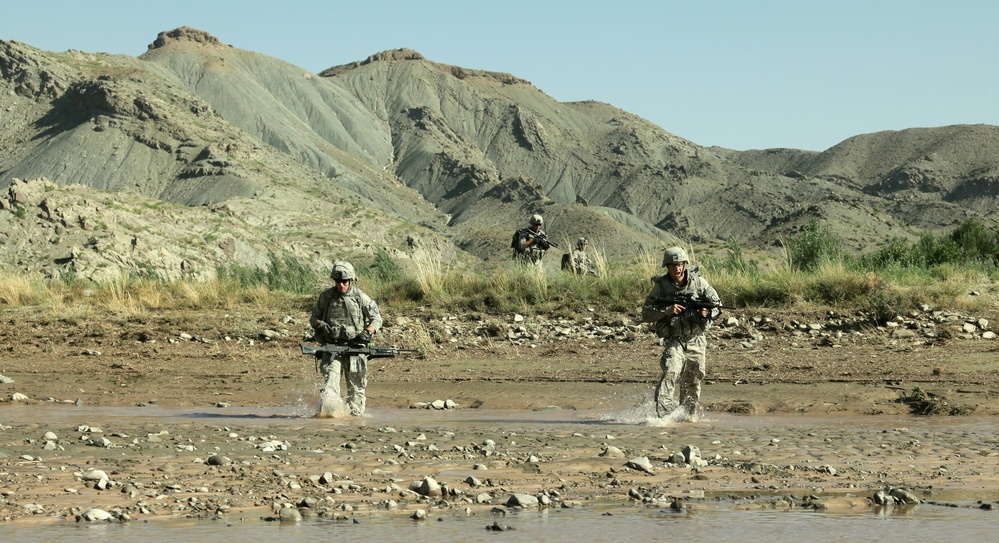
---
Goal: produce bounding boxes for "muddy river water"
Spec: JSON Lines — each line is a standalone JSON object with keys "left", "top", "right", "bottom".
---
{"left": 1, "top": 403, "right": 996, "bottom": 540}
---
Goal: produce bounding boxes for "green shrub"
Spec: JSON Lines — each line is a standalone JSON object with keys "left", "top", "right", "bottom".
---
{"left": 216, "top": 252, "right": 318, "bottom": 294}
{"left": 804, "top": 262, "right": 875, "bottom": 305}
{"left": 371, "top": 247, "right": 402, "bottom": 282}
{"left": 863, "top": 284, "right": 910, "bottom": 323}
{"left": 950, "top": 219, "right": 999, "bottom": 264}
{"left": 787, "top": 219, "right": 841, "bottom": 272}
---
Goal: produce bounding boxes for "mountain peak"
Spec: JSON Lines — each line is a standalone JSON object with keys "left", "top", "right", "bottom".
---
{"left": 147, "top": 27, "right": 224, "bottom": 51}
{"left": 319, "top": 48, "right": 530, "bottom": 85}
{"left": 319, "top": 48, "right": 425, "bottom": 76}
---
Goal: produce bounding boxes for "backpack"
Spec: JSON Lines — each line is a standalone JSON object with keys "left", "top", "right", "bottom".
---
{"left": 561, "top": 252, "right": 572, "bottom": 271}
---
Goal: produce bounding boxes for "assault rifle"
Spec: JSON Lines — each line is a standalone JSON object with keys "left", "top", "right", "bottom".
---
{"left": 300, "top": 343, "right": 420, "bottom": 359}
{"left": 644, "top": 294, "right": 734, "bottom": 321}
{"left": 528, "top": 231, "right": 559, "bottom": 249}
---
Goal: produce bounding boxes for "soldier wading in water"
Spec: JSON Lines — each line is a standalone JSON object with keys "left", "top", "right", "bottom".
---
{"left": 641, "top": 247, "right": 722, "bottom": 421}
{"left": 309, "top": 261, "right": 382, "bottom": 416}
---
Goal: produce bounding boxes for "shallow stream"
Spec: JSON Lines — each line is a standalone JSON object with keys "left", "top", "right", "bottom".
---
{"left": 1, "top": 404, "right": 996, "bottom": 540}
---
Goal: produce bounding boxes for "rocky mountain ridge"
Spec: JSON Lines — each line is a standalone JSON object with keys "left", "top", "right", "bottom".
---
{"left": 2, "top": 27, "right": 998, "bottom": 281}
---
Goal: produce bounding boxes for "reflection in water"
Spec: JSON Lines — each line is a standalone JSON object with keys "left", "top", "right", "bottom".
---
{"left": 2, "top": 502, "right": 994, "bottom": 542}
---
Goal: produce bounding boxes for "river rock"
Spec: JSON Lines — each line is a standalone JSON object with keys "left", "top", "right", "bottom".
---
{"left": 626, "top": 456, "right": 655, "bottom": 474}
{"left": 683, "top": 445, "right": 707, "bottom": 468}
{"left": 888, "top": 487, "right": 921, "bottom": 504}
{"left": 506, "top": 493, "right": 539, "bottom": 507}
{"left": 413, "top": 476, "right": 441, "bottom": 497}
{"left": 78, "top": 508, "right": 113, "bottom": 522}
{"left": 207, "top": 455, "right": 232, "bottom": 466}
{"left": 600, "top": 445, "right": 625, "bottom": 458}
{"left": 278, "top": 507, "right": 302, "bottom": 522}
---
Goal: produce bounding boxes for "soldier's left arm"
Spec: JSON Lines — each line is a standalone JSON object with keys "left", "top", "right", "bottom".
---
{"left": 362, "top": 295, "right": 383, "bottom": 332}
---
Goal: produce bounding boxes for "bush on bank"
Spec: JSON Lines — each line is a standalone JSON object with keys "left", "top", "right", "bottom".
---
{"left": 1, "top": 220, "right": 996, "bottom": 319}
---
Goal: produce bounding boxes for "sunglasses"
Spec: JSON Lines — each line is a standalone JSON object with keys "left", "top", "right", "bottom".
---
{"left": 335, "top": 279, "right": 351, "bottom": 284}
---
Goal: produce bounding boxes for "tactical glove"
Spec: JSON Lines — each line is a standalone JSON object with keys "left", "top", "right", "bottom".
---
{"left": 354, "top": 330, "right": 373, "bottom": 344}
{"left": 316, "top": 322, "right": 335, "bottom": 342}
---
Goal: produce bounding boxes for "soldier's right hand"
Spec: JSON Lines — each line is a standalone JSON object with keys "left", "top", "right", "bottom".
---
{"left": 316, "top": 322, "right": 333, "bottom": 337}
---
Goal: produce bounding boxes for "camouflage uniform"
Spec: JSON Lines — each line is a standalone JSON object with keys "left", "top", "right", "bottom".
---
{"left": 569, "top": 238, "right": 599, "bottom": 276}
{"left": 513, "top": 214, "right": 550, "bottom": 268}
{"left": 310, "top": 262, "right": 382, "bottom": 416}
{"left": 641, "top": 248, "right": 720, "bottom": 420}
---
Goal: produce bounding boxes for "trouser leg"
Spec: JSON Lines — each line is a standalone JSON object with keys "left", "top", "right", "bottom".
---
{"left": 319, "top": 354, "right": 346, "bottom": 416}
{"left": 344, "top": 355, "right": 368, "bottom": 416}
{"left": 678, "top": 335, "right": 707, "bottom": 417}
{"left": 654, "top": 340, "right": 684, "bottom": 417}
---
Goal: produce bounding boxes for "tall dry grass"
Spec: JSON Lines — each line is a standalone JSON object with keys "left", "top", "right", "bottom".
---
{"left": 0, "top": 274, "right": 46, "bottom": 306}
{"left": 1, "top": 241, "right": 992, "bottom": 322}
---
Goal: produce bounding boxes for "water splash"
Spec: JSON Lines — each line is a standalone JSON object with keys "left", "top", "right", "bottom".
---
{"left": 599, "top": 395, "right": 712, "bottom": 427}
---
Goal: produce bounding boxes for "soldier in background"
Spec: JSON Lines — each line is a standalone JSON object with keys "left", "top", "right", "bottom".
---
{"left": 309, "top": 260, "right": 382, "bottom": 416}
{"left": 565, "top": 237, "right": 599, "bottom": 276}
{"left": 513, "top": 214, "right": 552, "bottom": 268}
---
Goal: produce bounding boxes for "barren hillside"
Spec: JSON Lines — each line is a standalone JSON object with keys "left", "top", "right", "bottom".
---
{"left": 3, "top": 28, "right": 999, "bottom": 280}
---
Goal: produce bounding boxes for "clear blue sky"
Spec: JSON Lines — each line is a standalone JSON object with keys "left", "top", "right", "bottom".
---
{"left": 4, "top": 1, "right": 997, "bottom": 151}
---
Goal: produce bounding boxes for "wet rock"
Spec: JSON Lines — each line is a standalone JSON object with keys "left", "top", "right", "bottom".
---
{"left": 873, "top": 487, "right": 921, "bottom": 505}
{"left": 888, "top": 487, "right": 921, "bottom": 504}
{"left": 506, "top": 493, "right": 538, "bottom": 507}
{"left": 626, "top": 456, "right": 655, "bottom": 474}
{"left": 278, "top": 507, "right": 302, "bottom": 522}
{"left": 487, "top": 520, "right": 515, "bottom": 531}
{"left": 78, "top": 508, "right": 113, "bottom": 522}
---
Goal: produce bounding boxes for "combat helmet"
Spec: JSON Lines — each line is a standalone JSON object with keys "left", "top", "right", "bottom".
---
{"left": 576, "top": 237, "right": 588, "bottom": 250}
{"left": 662, "top": 247, "right": 689, "bottom": 267}
{"left": 330, "top": 260, "right": 357, "bottom": 281}
{"left": 529, "top": 214, "right": 544, "bottom": 226}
